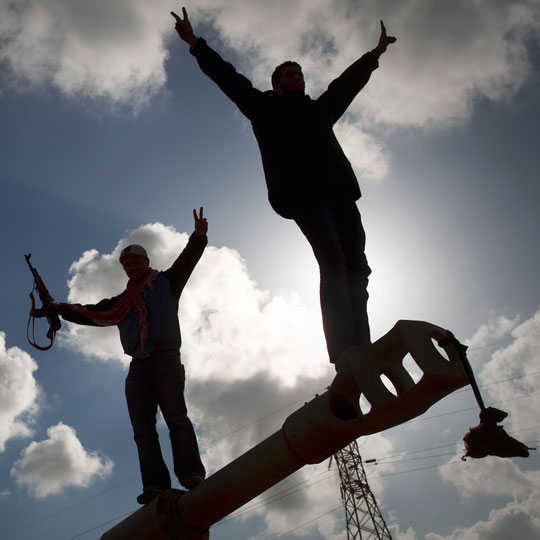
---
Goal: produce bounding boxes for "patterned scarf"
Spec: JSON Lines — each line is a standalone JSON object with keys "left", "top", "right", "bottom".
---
{"left": 60, "top": 267, "right": 160, "bottom": 352}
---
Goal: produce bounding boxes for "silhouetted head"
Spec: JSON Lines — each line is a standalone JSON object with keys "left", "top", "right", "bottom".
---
{"left": 119, "top": 245, "right": 149, "bottom": 282}
{"left": 271, "top": 61, "right": 304, "bottom": 95}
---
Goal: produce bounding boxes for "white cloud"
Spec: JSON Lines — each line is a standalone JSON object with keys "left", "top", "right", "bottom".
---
{"left": 188, "top": 0, "right": 540, "bottom": 163}
{"left": 334, "top": 121, "right": 389, "bottom": 180}
{"left": 239, "top": 467, "right": 343, "bottom": 539}
{"left": 59, "top": 222, "right": 330, "bottom": 384}
{"left": 172, "top": 0, "right": 539, "bottom": 185}
{"left": 191, "top": 370, "right": 393, "bottom": 537}
{"left": 253, "top": 433, "right": 394, "bottom": 539}
{"left": 57, "top": 221, "right": 400, "bottom": 536}
{"left": 466, "top": 313, "right": 521, "bottom": 350}
{"left": 52, "top": 226, "right": 540, "bottom": 540}
{"left": 389, "top": 522, "right": 419, "bottom": 540}
{"left": 188, "top": 377, "right": 392, "bottom": 540}
{"left": 425, "top": 490, "right": 540, "bottom": 540}
{"left": 440, "top": 449, "right": 539, "bottom": 500}
{"left": 0, "top": 0, "right": 173, "bottom": 109}
{"left": 477, "top": 309, "right": 540, "bottom": 433}
{"left": 430, "top": 309, "right": 540, "bottom": 540}
{"left": 352, "top": 0, "right": 539, "bottom": 129}
{"left": 2, "top": 1, "right": 539, "bottom": 167}
{"left": 10, "top": 422, "right": 113, "bottom": 499}
{"left": 0, "top": 332, "right": 39, "bottom": 451}
{"left": 188, "top": 373, "right": 329, "bottom": 468}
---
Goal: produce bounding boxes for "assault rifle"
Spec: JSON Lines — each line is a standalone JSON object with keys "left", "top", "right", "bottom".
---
{"left": 25, "top": 254, "right": 61, "bottom": 350}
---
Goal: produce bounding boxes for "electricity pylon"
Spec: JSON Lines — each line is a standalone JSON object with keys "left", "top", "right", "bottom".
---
{"left": 333, "top": 439, "right": 393, "bottom": 539}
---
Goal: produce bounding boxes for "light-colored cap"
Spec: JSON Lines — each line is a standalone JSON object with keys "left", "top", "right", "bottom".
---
{"left": 119, "top": 244, "right": 148, "bottom": 262}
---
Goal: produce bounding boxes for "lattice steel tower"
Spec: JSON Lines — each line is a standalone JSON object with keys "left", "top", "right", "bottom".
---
{"left": 332, "top": 439, "right": 393, "bottom": 539}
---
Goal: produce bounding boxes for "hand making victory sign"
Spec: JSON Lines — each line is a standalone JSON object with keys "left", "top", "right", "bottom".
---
{"left": 193, "top": 206, "right": 208, "bottom": 237}
{"left": 171, "top": 7, "right": 198, "bottom": 48}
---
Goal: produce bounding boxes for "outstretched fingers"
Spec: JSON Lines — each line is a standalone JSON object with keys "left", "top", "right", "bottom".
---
{"left": 193, "top": 207, "right": 208, "bottom": 236}
{"left": 171, "top": 6, "right": 198, "bottom": 46}
{"left": 170, "top": 6, "right": 188, "bottom": 22}
{"left": 193, "top": 206, "right": 204, "bottom": 221}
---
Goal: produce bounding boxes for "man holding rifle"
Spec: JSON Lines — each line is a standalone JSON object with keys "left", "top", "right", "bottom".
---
{"left": 33, "top": 208, "right": 208, "bottom": 504}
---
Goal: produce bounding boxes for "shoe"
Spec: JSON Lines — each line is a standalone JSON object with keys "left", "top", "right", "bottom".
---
{"left": 182, "top": 473, "right": 205, "bottom": 490}
{"left": 136, "top": 487, "right": 164, "bottom": 505}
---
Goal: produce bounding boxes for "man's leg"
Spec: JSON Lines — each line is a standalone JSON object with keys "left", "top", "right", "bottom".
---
{"left": 294, "top": 204, "right": 355, "bottom": 364}
{"left": 334, "top": 199, "right": 372, "bottom": 346}
{"left": 154, "top": 351, "right": 206, "bottom": 488}
{"left": 125, "top": 359, "right": 172, "bottom": 491}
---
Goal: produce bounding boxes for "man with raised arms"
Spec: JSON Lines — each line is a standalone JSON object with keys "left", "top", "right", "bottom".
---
{"left": 47, "top": 208, "right": 208, "bottom": 504}
{"left": 172, "top": 7, "right": 396, "bottom": 369}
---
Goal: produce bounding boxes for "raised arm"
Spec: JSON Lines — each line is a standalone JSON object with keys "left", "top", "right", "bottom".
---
{"left": 164, "top": 207, "right": 208, "bottom": 297}
{"left": 171, "top": 6, "right": 198, "bottom": 49}
{"left": 170, "top": 5, "right": 264, "bottom": 119}
{"left": 317, "top": 20, "right": 396, "bottom": 122}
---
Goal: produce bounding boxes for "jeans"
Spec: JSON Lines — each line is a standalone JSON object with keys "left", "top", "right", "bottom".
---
{"left": 293, "top": 197, "right": 371, "bottom": 364}
{"left": 125, "top": 350, "right": 205, "bottom": 490}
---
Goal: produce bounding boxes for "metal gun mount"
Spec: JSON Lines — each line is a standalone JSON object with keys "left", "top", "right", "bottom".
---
{"left": 101, "top": 320, "right": 469, "bottom": 540}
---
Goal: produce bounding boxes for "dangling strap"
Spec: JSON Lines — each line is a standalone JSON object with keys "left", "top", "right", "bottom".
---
{"left": 27, "top": 287, "right": 56, "bottom": 351}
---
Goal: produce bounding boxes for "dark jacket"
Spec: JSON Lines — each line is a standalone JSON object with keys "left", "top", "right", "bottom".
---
{"left": 191, "top": 38, "right": 379, "bottom": 218}
{"left": 58, "top": 233, "right": 207, "bottom": 358}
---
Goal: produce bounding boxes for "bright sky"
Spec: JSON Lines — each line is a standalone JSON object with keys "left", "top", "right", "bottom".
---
{"left": 1, "top": 1, "right": 540, "bottom": 539}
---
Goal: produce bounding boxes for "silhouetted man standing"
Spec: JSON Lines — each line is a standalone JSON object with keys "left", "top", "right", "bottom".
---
{"left": 49, "top": 208, "right": 208, "bottom": 504}
{"left": 172, "top": 7, "right": 396, "bottom": 369}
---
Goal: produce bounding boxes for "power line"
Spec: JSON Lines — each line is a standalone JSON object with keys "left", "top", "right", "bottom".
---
{"left": 10, "top": 387, "right": 540, "bottom": 539}
{"left": 74, "top": 426, "right": 540, "bottom": 539}
{"left": 53, "top": 425, "right": 540, "bottom": 540}
{"left": 0, "top": 393, "right": 316, "bottom": 540}
{"left": 257, "top": 432, "right": 540, "bottom": 540}
{"left": 203, "top": 325, "right": 540, "bottom": 446}
{"left": 370, "top": 425, "right": 540, "bottom": 465}
{"left": 466, "top": 331, "right": 540, "bottom": 352}
{"left": 8, "top": 341, "right": 540, "bottom": 540}
{"left": 10, "top": 400, "right": 539, "bottom": 540}
{"left": 406, "top": 389, "right": 540, "bottom": 426}
{"left": 252, "top": 428, "right": 540, "bottom": 540}
{"left": 204, "top": 369, "right": 540, "bottom": 451}
{"left": 217, "top": 469, "right": 337, "bottom": 524}
{"left": 55, "top": 472, "right": 341, "bottom": 540}
{"left": 453, "top": 369, "right": 540, "bottom": 394}
{"left": 214, "top": 425, "right": 540, "bottom": 533}
{"left": 205, "top": 389, "right": 322, "bottom": 445}
{"left": 213, "top": 428, "right": 540, "bottom": 534}
{"left": 0, "top": 477, "right": 138, "bottom": 540}
{"left": 213, "top": 384, "right": 540, "bottom": 532}
{"left": 264, "top": 460, "right": 472, "bottom": 539}
{"left": 270, "top": 505, "right": 343, "bottom": 540}
{"left": 63, "top": 511, "right": 132, "bottom": 540}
